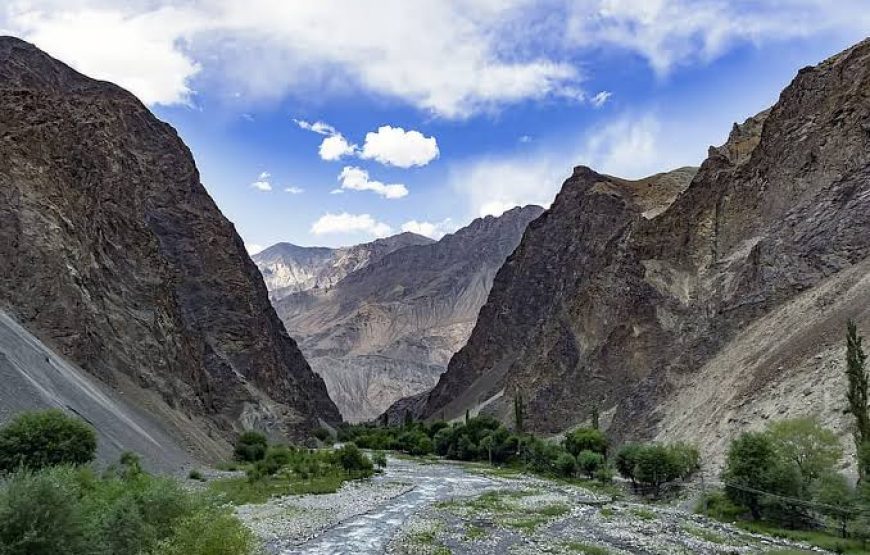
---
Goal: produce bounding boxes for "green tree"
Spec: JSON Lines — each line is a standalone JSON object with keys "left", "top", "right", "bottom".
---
{"left": 633, "top": 445, "right": 683, "bottom": 497}
{"left": 0, "top": 410, "right": 96, "bottom": 473}
{"left": 514, "top": 393, "right": 524, "bottom": 434}
{"left": 371, "top": 451, "right": 387, "bottom": 469}
{"left": 846, "top": 320, "right": 869, "bottom": 480}
{"left": 335, "top": 443, "right": 373, "bottom": 475}
{"left": 555, "top": 452, "right": 576, "bottom": 477}
{"left": 767, "top": 418, "right": 842, "bottom": 487}
{"left": 722, "top": 431, "right": 801, "bottom": 519}
{"left": 564, "top": 428, "right": 608, "bottom": 458}
{"left": 576, "top": 450, "right": 605, "bottom": 479}
{"left": 813, "top": 472, "right": 858, "bottom": 538}
{"left": 232, "top": 431, "right": 267, "bottom": 462}
{"left": 615, "top": 443, "right": 643, "bottom": 483}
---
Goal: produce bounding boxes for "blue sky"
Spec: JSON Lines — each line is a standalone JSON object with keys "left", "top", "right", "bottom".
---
{"left": 2, "top": 1, "right": 868, "bottom": 249}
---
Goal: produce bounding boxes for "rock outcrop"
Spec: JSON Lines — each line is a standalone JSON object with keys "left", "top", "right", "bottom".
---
{"left": 415, "top": 38, "right": 870, "bottom": 466}
{"left": 254, "top": 232, "right": 434, "bottom": 301}
{"left": 274, "top": 206, "right": 544, "bottom": 422}
{"left": 0, "top": 37, "right": 341, "bottom": 460}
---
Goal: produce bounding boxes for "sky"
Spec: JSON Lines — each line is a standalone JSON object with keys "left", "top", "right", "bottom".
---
{"left": 2, "top": 1, "right": 868, "bottom": 250}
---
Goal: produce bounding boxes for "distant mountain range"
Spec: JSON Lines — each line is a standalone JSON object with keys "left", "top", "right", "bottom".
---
{"left": 254, "top": 206, "right": 544, "bottom": 422}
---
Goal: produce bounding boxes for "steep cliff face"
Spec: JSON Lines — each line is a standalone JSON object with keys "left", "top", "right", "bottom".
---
{"left": 419, "top": 38, "right": 870, "bottom": 464}
{"left": 275, "top": 206, "right": 544, "bottom": 422}
{"left": 254, "top": 232, "right": 434, "bottom": 301}
{"left": 0, "top": 37, "right": 340, "bottom": 457}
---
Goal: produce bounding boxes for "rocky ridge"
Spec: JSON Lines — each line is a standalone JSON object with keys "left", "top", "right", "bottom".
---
{"left": 412, "top": 38, "right": 870, "bottom": 466}
{"left": 274, "top": 206, "right": 544, "bottom": 422}
{"left": 253, "top": 232, "right": 434, "bottom": 301}
{"left": 0, "top": 36, "right": 340, "bottom": 460}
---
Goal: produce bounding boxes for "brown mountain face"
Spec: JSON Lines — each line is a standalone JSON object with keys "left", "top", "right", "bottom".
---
{"left": 274, "top": 206, "right": 544, "bottom": 422}
{"left": 0, "top": 37, "right": 340, "bottom": 459}
{"left": 254, "top": 232, "right": 434, "bottom": 302}
{"left": 417, "top": 39, "right": 870, "bottom": 465}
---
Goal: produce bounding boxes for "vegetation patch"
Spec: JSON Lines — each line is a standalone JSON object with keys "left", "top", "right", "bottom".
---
{"left": 681, "top": 524, "right": 729, "bottom": 545}
{"left": 464, "top": 524, "right": 487, "bottom": 541}
{"left": 630, "top": 507, "right": 657, "bottom": 521}
{"left": 562, "top": 541, "right": 612, "bottom": 555}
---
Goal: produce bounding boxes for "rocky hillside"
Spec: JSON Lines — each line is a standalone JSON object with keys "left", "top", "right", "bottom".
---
{"left": 0, "top": 37, "right": 341, "bottom": 461}
{"left": 274, "top": 206, "right": 544, "bottom": 422}
{"left": 414, "top": 38, "right": 870, "bottom": 466}
{"left": 254, "top": 232, "right": 434, "bottom": 301}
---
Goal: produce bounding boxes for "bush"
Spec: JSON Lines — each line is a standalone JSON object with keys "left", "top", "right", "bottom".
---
{"left": 233, "top": 431, "right": 268, "bottom": 462}
{"left": 564, "top": 428, "right": 608, "bottom": 458}
{"left": 335, "top": 443, "right": 373, "bottom": 475}
{"left": 0, "top": 410, "right": 97, "bottom": 473}
{"left": 188, "top": 469, "right": 203, "bottom": 481}
{"left": 594, "top": 465, "right": 614, "bottom": 484}
{"left": 615, "top": 443, "right": 643, "bottom": 483}
{"left": 153, "top": 505, "right": 257, "bottom": 555}
{"left": 576, "top": 450, "right": 605, "bottom": 479}
{"left": 313, "top": 427, "right": 333, "bottom": 443}
{"left": 723, "top": 431, "right": 801, "bottom": 520}
{"left": 0, "top": 466, "right": 88, "bottom": 555}
{"left": 371, "top": 451, "right": 387, "bottom": 469}
{"left": 555, "top": 452, "right": 576, "bottom": 477}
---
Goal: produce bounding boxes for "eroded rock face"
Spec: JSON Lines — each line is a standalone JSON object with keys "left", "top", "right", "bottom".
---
{"left": 254, "top": 233, "right": 434, "bottom": 301}
{"left": 274, "top": 206, "right": 544, "bottom": 422}
{"left": 416, "top": 38, "right": 870, "bottom": 464}
{"left": 0, "top": 37, "right": 341, "bottom": 455}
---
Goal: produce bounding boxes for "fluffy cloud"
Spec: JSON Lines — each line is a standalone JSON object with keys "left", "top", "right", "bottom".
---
{"left": 4, "top": 1, "right": 868, "bottom": 113}
{"left": 360, "top": 126, "right": 439, "bottom": 168}
{"left": 310, "top": 212, "right": 392, "bottom": 237}
{"left": 451, "top": 112, "right": 707, "bottom": 218}
{"left": 250, "top": 171, "right": 272, "bottom": 191}
{"left": 318, "top": 134, "right": 356, "bottom": 161}
{"left": 338, "top": 166, "right": 408, "bottom": 199}
{"left": 401, "top": 218, "right": 455, "bottom": 240}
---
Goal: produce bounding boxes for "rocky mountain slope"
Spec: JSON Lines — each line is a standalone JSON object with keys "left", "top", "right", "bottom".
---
{"left": 273, "top": 206, "right": 544, "bottom": 422}
{"left": 412, "top": 38, "right": 870, "bottom": 466}
{"left": 254, "top": 233, "right": 434, "bottom": 301}
{"left": 0, "top": 36, "right": 340, "bottom": 461}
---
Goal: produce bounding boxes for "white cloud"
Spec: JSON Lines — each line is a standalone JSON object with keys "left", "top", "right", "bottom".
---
{"left": 4, "top": 1, "right": 868, "bottom": 113}
{"left": 591, "top": 91, "right": 612, "bottom": 107}
{"left": 250, "top": 171, "right": 272, "bottom": 191}
{"left": 401, "top": 218, "right": 455, "bottom": 240}
{"left": 360, "top": 126, "right": 439, "bottom": 168}
{"left": 310, "top": 212, "right": 392, "bottom": 238}
{"left": 284, "top": 186, "right": 304, "bottom": 194}
{"left": 318, "top": 134, "right": 356, "bottom": 161}
{"left": 338, "top": 166, "right": 408, "bottom": 199}
{"left": 293, "top": 119, "right": 337, "bottom": 136}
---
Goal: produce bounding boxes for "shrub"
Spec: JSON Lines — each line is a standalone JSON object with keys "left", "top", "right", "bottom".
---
{"left": 723, "top": 431, "right": 801, "bottom": 519}
{"left": 313, "top": 427, "right": 333, "bottom": 443}
{"left": 371, "top": 451, "right": 387, "bottom": 469}
{"left": 188, "top": 469, "right": 203, "bottom": 481}
{"left": 0, "top": 466, "right": 88, "bottom": 555}
{"left": 564, "top": 428, "right": 608, "bottom": 458}
{"left": 555, "top": 452, "right": 576, "bottom": 477}
{"left": 0, "top": 410, "right": 97, "bottom": 473}
{"left": 576, "top": 450, "right": 605, "bottom": 479}
{"left": 594, "top": 465, "right": 614, "bottom": 484}
{"left": 153, "top": 506, "right": 257, "bottom": 555}
{"left": 233, "top": 431, "right": 268, "bottom": 462}
{"left": 335, "top": 443, "right": 373, "bottom": 475}
{"left": 615, "top": 443, "right": 643, "bottom": 483}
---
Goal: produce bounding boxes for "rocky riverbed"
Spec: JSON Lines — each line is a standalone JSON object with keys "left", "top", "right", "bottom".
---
{"left": 234, "top": 457, "right": 830, "bottom": 555}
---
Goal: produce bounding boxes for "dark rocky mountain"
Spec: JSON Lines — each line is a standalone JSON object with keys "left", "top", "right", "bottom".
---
{"left": 254, "top": 232, "right": 434, "bottom": 301}
{"left": 274, "top": 206, "right": 544, "bottom": 422}
{"left": 411, "top": 39, "right": 870, "bottom": 465}
{"left": 0, "top": 36, "right": 340, "bottom": 462}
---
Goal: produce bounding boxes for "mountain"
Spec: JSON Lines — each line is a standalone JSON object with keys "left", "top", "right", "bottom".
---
{"left": 273, "top": 206, "right": 544, "bottom": 422}
{"left": 0, "top": 36, "right": 341, "bottom": 463}
{"left": 254, "top": 232, "right": 434, "bottom": 301}
{"left": 413, "top": 38, "right": 870, "bottom": 466}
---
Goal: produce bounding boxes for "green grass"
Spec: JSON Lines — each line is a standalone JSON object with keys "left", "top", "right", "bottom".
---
{"left": 563, "top": 541, "right": 612, "bottom": 555}
{"left": 630, "top": 507, "right": 657, "bottom": 521}
{"left": 599, "top": 506, "right": 615, "bottom": 518}
{"left": 681, "top": 524, "right": 728, "bottom": 545}
{"left": 464, "top": 524, "right": 487, "bottom": 541}
{"left": 502, "top": 514, "right": 550, "bottom": 533}
{"left": 536, "top": 503, "right": 570, "bottom": 517}
{"left": 737, "top": 521, "right": 870, "bottom": 555}
{"left": 208, "top": 472, "right": 347, "bottom": 505}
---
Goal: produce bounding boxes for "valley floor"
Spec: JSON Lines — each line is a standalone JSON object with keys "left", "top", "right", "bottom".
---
{"left": 234, "top": 457, "right": 830, "bottom": 555}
